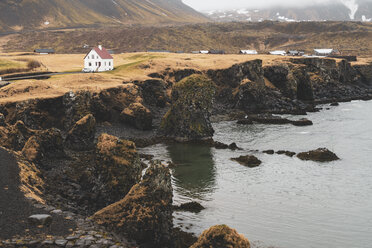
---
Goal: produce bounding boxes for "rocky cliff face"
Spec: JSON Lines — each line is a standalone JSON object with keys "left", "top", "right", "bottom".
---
{"left": 93, "top": 161, "right": 173, "bottom": 247}
{"left": 0, "top": 56, "right": 371, "bottom": 247}
{"left": 65, "top": 114, "right": 96, "bottom": 151}
{"left": 160, "top": 74, "right": 216, "bottom": 141}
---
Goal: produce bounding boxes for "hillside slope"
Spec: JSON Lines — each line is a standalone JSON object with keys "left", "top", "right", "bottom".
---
{"left": 0, "top": 0, "right": 208, "bottom": 32}
{"left": 4, "top": 21, "right": 372, "bottom": 56}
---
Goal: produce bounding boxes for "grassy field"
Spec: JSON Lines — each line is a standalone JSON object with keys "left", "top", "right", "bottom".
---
{"left": 0, "top": 51, "right": 370, "bottom": 104}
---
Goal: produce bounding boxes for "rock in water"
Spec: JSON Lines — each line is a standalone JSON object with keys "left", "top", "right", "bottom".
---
{"left": 94, "top": 134, "right": 143, "bottom": 204}
{"left": 276, "top": 150, "right": 296, "bottom": 157}
{"left": 291, "top": 118, "right": 313, "bottom": 126}
{"left": 191, "top": 224, "right": 250, "bottom": 248}
{"left": 120, "top": 102, "right": 152, "bottom": 130}
{"left": 65, "top": 114, "right": 96, "bottom": 150}
{"left": 174, "top": 201, "right": 205, "bottom": 213}
{"left": 93, "top": 161, "right": 173, "bottom": 247}
{"left": 297, "top": 148, "right": 339, "bottom": 162}
{"left": 160, "top": 74, "right": 216, "bottom": 141}
{"left": 231, "top": 155, "right": 262, "bottom": 168}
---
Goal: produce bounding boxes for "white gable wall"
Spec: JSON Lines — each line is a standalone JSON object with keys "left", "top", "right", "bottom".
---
{"left": 84, "top": 49, "right": 114, "bottom": 72}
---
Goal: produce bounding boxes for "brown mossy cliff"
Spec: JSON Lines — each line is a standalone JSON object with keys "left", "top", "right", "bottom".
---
{"left": 94, "top": 133, "right": 143, "bottom": 204}
{"left": 65, "top": 113, "right": 96, "bottom": 151}
{"left": 160, "top": 74, "right": 216, "bottom": 141}
{"left": 93, "top": 161, "right": 173, "bottom": 248}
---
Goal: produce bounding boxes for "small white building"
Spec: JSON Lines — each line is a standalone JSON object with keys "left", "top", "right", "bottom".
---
{"left": 269, "top": 50, "right": 287, "bottom": 56}
{"left": 84, "top": 45, "right": 114, "bottom": 72}
{"left": 314, "top": 49, "right": 334, "bottom": 56}
{"left": 240, "top": 50, "right": 258, "bottom": 54}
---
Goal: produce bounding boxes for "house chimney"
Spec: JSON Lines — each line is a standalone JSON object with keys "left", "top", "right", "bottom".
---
{"left": 98, "top": 45, "right": 102, "bottom": 50}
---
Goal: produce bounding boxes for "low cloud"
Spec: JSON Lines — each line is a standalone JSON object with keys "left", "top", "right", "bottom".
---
{"left": 183, "top": 0, "right": 369, "bottom": 11}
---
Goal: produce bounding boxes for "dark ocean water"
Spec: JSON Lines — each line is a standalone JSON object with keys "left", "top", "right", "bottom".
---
{"left": 140, "top": 100, "right": 372, "bottom": 248}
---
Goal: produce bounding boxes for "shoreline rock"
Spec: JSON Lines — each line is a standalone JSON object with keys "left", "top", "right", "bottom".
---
{"left": 231, "top": 155, "right": 262, "bottom": 168}
{"left": 93, "top": 161, "right": 173, "bottom": 247}
{"left": 297, "top": 148, "right": 339, "bottom": 162}
{"left": 160, "top": 74, "right": 216, "bottom": 141}
{"left": 174, "top": 201, "right": 205, "bottom": 213}
{"left": 191, "top": 224, "right": 250, "bottom": 248}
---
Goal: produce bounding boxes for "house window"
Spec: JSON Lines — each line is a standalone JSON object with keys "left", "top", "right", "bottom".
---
{"left": 89, "top": 62, "right": 91, "bottom": 66}
{"left": 109, "top": 62, "right": 111, "bottom": 66}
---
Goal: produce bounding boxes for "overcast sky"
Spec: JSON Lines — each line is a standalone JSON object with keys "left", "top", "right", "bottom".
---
{"left": 182, "top": 0, "right": 360, "bottom": 11}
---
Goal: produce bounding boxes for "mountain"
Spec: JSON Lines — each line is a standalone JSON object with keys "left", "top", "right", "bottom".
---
{"left": 0, "top": 0, "right": 208, "bottom": 33}
{"left": 6, "top": 21, "right": 372, "bottom": 56}
{"left": 204, "top": 0, "right": 372, "bottom": 22}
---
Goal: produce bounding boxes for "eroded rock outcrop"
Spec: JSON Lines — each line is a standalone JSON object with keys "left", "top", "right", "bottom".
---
{"left": 120, "top": 102, "right": 152, "bottom": 130}
{"left": 65, "top": 114, "right": 96, "bottom": 150}
{"left": 135, "top": 79, "right": 169, "bottom": 108}
{"left": 160, "top": 74, "right": 216, "bottom": 141}
{"left": 22, "top": 128, "right": 65, "bottom": 164}
{"left": 264, "top": 64, "right": 297, "bottom": 99}
{"left": 190, "top": 224, "right": 250, "bottom": 248}
{"left": 208, "top": 60, "right": 264, "bottom": 88}
{"left": 93, "top": 161, "right": 173, "bottom": 248}
{"left": 94, "top": 134, "right": 143, "bottom": 204}
{"left": 0, "top": 121, "right": 36, "bottom": 150}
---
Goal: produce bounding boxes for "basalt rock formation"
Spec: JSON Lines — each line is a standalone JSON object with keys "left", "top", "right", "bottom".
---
{"left": 160, "top": 74, "right": 216, "bottom": 141}
{"left": 93, "top": 133, "right": 143, "bottom": 205}
{"left": 264, "top": 64, "right": 297, "bottom": 99}
{"left": 65, "top": 114, "right": 96, "bottom": 151}
{"left": 93, "top": 161, "right": 173, "bottom": 248}
{"left": 22, "top": 128, "right": 65, "bottom": 165}
{"left": 191, "top": 224, "right": 251, "bottom": 248}
{"left": 0, "top": 121, "right": 36, "bottom": 151}
{"left": 120, "top": 102, "right": 153, "bottom": 130}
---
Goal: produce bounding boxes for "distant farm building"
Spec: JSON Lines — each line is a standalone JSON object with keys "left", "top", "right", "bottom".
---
{"left": 34, "top": 49, "right": 55, "bottom": 54}
{"left": 314, "top": 49, "right": 336, "bottom": 56}
{"left": 147, "top": 50, "right": 171, "bottom": 53}
{"left": 240, "top": 50, "right": 258, "bottom": 54}
{"left": 209, "top": 50, "right": 225, "bottom": 54}
{"left": 288, "top": 50, "right": 305, "bottom": 56}
{"left": 269, "top": 50, "right": 286, "bottom": 56}
{"left": 84, "top": 45, "right": 113, "bottom": 72}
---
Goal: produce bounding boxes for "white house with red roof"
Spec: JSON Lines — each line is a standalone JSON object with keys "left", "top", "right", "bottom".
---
{"left": 84, "top": 45, "right": 113, "bottom": 72}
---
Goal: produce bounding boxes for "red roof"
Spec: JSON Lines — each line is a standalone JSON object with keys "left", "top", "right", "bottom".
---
{"left": 89, "top": 46, "right": 113, "bottom": 59}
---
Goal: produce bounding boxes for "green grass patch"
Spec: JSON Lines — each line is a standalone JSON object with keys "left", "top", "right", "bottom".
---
{"left": 0, "top": 59, "right": 24, "bottom": 70}
{"left": 106, "top": 54, "right": 161, "bottom": 75}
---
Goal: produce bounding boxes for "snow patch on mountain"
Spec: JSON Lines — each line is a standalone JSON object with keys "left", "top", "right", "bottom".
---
{"left": 341, "top": 0, "right": 359, "bottom": 19}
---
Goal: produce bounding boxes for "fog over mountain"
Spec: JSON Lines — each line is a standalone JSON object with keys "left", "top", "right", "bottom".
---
{"left": 183, "top": 0, "right": 371, "bottom": 11}
{"left": 184, "top": 0, "right": 372, "bottom": 22}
